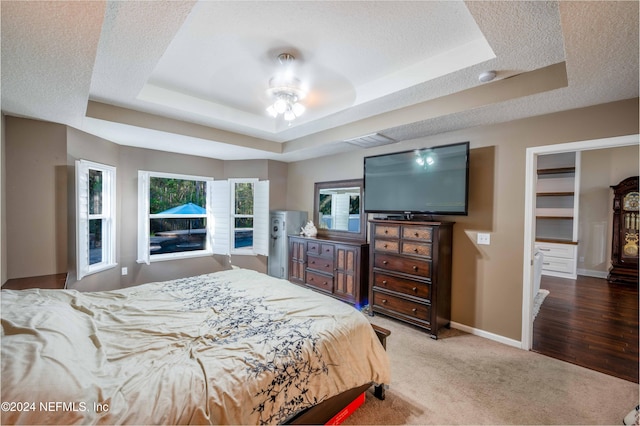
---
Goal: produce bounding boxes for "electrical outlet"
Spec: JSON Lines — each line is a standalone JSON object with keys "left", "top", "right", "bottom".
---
{"left": 121, "top": 267, "right": 128, "bottom": 276}
{"left": 477, "top": 233, "right": 491, "bottom": 245}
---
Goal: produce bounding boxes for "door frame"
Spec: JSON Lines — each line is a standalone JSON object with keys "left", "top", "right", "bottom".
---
{"left": 521, "top": 134, "right": 639, "bottom": 350}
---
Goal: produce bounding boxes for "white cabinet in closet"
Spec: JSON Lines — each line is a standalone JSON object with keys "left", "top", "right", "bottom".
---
{"left": 535, "top": 152, "right": 580, "bottom": 279}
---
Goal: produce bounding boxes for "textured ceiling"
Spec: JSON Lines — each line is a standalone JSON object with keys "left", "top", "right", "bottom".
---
{"left": 1, "top": 1, "right": 638, "bottom": 162}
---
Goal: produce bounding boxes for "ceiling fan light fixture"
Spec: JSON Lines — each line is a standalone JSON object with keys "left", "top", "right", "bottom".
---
{"left": 283, "top": 109, "right": 296, "bottom": 121}
{"left": 291, "top": 102, "right": 305, "bottom": 116}
{"left": 266, "top": 53, "right": 307, "bottom": 122}
{"left": 277, "top": 52, "right": 295, "bottom": 65}
{"left": 266, "top": 105, "right": 278, "bottom": 118}
{"left": 274, "top": 97, "right": 288, "bottom": 114}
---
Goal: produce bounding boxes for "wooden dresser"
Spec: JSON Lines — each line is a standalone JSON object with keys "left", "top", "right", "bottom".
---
{"left": 368, "top": 219, "right": 453, "bottom": 339}
{"left": 288, "top": 235, "right": 369, "bottom": 307}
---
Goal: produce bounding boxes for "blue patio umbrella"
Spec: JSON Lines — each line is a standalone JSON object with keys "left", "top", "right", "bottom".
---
{"left": 157, "top": 202, "right": 206, "bottom": 235}
{"left": 158, "top": 202, "right": 206, "bottom": 215}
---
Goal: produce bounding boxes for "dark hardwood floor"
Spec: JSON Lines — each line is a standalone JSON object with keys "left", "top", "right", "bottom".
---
{"left": 2, "top": 273, "right": 67, "bottom": 290}
{"left": 533, "top": 274, "right": 639, "bottom": 383}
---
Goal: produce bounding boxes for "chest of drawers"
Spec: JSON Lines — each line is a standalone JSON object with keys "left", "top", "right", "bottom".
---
{"left": 368, "top": 219, "right": 453, "bottom": 339}
{"left": 288, "top": 235, "right": 369, "bottom": 307}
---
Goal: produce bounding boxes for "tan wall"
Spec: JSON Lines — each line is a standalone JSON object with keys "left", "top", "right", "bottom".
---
{"left": 267, "top": 160, "right": 289, "bottom": 211}
{"left": 1, "top": 114, "right": 6, "bottom": 284}
{"left": 579, "top": 145, "right": 640, "bottom": 275}
{"left": 286, "top": 98, "right": 639, "bottom": 341}
{"left": 5, "top": 117, "right": 68, "bottom": 279}
{"left": 5, "top": 118, "right": 287, "bottom": 290}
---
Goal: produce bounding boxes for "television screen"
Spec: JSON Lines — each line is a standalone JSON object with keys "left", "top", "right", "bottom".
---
{"left": 363, "top": 142, "right": 469, "bottom": 215}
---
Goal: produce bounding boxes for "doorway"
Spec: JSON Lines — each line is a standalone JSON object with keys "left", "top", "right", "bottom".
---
{"left": 521, "top": 134, "right": 639, "bottom": 350}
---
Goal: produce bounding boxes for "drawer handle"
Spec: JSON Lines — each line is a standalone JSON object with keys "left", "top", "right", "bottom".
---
{"left": 413, "top": 248, "right": 419, "bottom": 253}
{"left": 412, "top": 308, "right": 418, "bottom": 313}
{"left": 413, "top": 265, "right": 419, "bottom": 271}
{"left": 543, "top": 262, "right": 551, "bottom": 266}
{"left": 309, "top": 277, "right": 314, "bottom": 281}
{"left": 382, "top": 280, "right": 388, "bottom": 285}
{"left": 412, "top": 287, "right": 418, "bottom": 292}
{"left": 384, "top": 229, "right": 388, "bottom": 234}
{"left": 310, "top": 260, "right": 316, "bottom": 264}
{"left": 382, "top": 260, "right": 388, "bottom": 265}
{"left": 323, "top": 281, "right": 328, "bottom": 286}
{"left": 383, "top": 243, "right": 388, "bottom": 248}
{"left": 325, "top": 264, "right": 330, "bottom": 267}
{"left": 414, "top": 232, "right": 419, "bottom": 237}
{"left": 382, "top": 299, "right": 387, "bottom": 304}
{"left": 539, "top": 248, "right": 551, "bottom": 251}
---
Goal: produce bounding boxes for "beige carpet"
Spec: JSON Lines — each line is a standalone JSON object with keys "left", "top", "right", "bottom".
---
{"left": 344, "top": 315, "right": 638, "bottom": 425}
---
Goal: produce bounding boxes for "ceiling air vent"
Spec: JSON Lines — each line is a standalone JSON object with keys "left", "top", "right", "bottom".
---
{"left": 343, "top": 133, "right": 397, "bottom": 149}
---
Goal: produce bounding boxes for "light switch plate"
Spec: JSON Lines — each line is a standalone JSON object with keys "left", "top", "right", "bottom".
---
{"left": 477, "top": 233, "right": 491, "bottom": 245}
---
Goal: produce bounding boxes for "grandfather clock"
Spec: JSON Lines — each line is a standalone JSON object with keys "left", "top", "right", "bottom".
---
{"left": 607, "top": 176, "right": 639, "bottom": 285}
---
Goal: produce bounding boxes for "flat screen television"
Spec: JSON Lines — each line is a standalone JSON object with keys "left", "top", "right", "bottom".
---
{"left": 363, "top": 141, "right": 469, "bottom": 216}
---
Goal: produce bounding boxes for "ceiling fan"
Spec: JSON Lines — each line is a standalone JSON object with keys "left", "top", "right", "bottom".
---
{"left": 265, "top": 53, "right": 307, "bottom": 122}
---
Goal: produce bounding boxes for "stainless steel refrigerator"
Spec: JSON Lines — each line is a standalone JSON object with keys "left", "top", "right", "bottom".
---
{"left": 267, "top": 210, "right": 308, "bottom": 279}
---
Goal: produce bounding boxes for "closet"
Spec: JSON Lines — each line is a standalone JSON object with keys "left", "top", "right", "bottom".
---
{"left": 535, "top": 152, "right": 580, "bottom": 279}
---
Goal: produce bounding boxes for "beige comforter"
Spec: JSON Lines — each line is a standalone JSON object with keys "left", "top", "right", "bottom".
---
{"left": 1, "top": 268, "right": 390, "bottom": 425}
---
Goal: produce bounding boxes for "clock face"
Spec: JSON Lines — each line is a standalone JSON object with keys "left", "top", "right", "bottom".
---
{"left": 623, "top": 192, "right": 640, "bottom": 211}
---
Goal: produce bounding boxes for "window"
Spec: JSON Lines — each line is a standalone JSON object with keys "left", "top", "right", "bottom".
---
{"left": 138, "top": 172, "right": 269, "bottom": 263}
{"left": 76, "top": 160, "right": 116, "bottom": 280}
{"left": 229, "top": 179, "right": 269, "bottom": 255}
{"left": 207, "top": 178, "right": 269, "bottom": 256}
{"left": 137, "top": 171, "right": 213, "bottom": 263}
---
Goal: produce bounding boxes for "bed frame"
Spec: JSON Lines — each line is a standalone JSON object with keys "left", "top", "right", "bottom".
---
{"left": 286, "top": 324, "right": 390, "bottom": 424}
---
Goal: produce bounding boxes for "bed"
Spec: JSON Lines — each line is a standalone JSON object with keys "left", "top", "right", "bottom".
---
{"left": 1, "top": 268, "right": 390, "bottom": 425}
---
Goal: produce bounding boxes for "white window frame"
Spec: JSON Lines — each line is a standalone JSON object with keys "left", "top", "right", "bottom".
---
{"left": 228, "top": 179, "right": 269, "bottom": 256}
{"left": 76, "top": 159, "right": 117, "bottom": 280}
{"left": 137, "top": 171, "right": 214, "bottom": 264}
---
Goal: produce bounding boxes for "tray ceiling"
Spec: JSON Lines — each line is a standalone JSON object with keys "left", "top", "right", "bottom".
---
{"left": 1, "top": 1, "right": 638, "bottom": 161}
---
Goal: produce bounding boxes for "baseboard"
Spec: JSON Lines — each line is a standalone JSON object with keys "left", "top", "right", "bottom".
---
{"left": 450, "top": 321, "right": 522, "bottom": 349}
{"left": 467, "top": 269, "right": 609, "bottom": 351}
{"left": 542, "top": 270, "right": 577, "bottom": 280}
{"left": 577, "top": 268, "right": 608, "bottom": 279}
